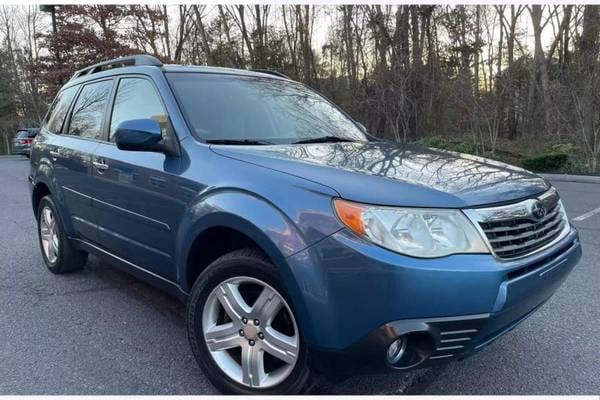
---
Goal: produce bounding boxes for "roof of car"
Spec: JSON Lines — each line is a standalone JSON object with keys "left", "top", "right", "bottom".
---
{"left": 162, "top": 65, "right": 290, "bottom": 80}
{"left": 67, "top": 54, "right": 290, "bottom": 87}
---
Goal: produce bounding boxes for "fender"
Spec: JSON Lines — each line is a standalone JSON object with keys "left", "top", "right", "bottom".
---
{"left": 31, "top": 162, "right": 54, "bottom": 211}
{"left": 176, "top": 188, "right": 322, "bottom": 346}
{"left": 32, "top": 158, "right": 77, "bottom": 236}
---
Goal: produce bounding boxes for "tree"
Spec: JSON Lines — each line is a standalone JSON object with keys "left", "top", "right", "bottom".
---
{"left": 0, "top": 4, "right": 597, "bottom": 173}
{"left": 574, "top": 5, "right": 600, "bottom": 171}
{"left": 37, "top": 5, "right": 138, "bottom": 96}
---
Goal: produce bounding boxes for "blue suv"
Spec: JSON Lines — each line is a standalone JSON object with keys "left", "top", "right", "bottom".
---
{"left": 29, "top": 55, "right": 582, "bottom": 394}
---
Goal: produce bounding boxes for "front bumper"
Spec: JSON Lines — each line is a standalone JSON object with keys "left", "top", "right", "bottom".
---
{"left": 285, "top": 226, "right": 581, "bottom": 378}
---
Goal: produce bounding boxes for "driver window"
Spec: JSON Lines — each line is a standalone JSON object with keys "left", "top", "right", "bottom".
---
{"left": 109, "top": 78, "right": 168, "bottom": 141}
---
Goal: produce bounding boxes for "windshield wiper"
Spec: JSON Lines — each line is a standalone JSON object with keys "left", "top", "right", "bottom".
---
{"left": 291, "top": 136, "right": 357, "bottom": 144}
{"left": 205, "top": 139, "right": 273, "bottom": 145}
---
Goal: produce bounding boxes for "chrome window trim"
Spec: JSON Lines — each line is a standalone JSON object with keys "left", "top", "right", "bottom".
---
{"left": 463, "top": 187, "right": 571, "bottom": 261}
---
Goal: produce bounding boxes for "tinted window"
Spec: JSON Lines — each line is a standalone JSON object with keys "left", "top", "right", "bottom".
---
{"left": 166, "top": 73, "right": 367, "bottom": 144}
{"left": 18, "top": 129, "right": 38, "bottom": 138}
{"left": 68, "top": 80, "right": 112, "bottom": 140}
{"left": 110, "top": 78, "right": 167, "bottom": 141}
{"left": 44, "top": 85, "right": 78, "bottom": 134}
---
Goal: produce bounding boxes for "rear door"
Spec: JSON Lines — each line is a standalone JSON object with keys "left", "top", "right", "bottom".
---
{"left": 54, "top": 78, "right": 114, "bottom": 241}
{"left": 89, "top": 75, "right": 184, "bottom": 281}
{"left": 35, "top": 83, "right": 102, "bottom": 240}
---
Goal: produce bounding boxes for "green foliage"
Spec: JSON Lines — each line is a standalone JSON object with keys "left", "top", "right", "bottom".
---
{"left": 482, "top": 150, "right": 522, "bottom": 166}
{"left": 416, "top": 135, "right": 482, "bottom": 155}
{"left": 520, "top": 142, "right": 585, "bottom": 173}
{"left": 521, "top": 153, "right": 570, "bottom": 172}
{"left": 417, "top": 136, "right": 589, "bottom": 174}
{"left": 547, "top": 142, "right": 576, "bottom": 155}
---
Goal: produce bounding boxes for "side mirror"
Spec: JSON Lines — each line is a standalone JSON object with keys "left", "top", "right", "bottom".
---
{"left": 114, "top": 119, "right": 163, "bottom": 152}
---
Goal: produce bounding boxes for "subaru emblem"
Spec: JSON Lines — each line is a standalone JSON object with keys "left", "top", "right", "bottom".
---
{"left": 531, "top": 201, "right": 547, "bottom": 221}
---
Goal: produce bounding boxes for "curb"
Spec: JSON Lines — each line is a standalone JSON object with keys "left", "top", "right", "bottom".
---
{"left": 541, "top": 173, "right": 600, "bottom": 184}
{"left": 0, "top": 155, "right": 26, "bottom": 159}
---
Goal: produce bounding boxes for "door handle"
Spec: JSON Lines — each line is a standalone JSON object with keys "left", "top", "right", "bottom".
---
{"left": 92, "top": 159, "right": 109, "bottom": 171}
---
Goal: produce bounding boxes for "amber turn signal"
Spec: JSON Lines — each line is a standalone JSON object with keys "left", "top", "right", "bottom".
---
{"left": 333, "top": 198, "right": 367, "bottom": 236}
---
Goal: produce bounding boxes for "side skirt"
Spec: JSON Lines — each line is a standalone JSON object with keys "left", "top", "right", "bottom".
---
{"left": 71, "top": 238, "right": 189, "bottom": 303}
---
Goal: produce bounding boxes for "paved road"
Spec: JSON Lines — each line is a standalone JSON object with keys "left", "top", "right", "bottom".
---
{"left": 0, "top": 156, "right": 598, "bottom": 395}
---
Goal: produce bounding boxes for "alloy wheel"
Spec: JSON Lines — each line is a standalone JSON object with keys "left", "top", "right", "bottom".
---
{"left": 40, "top": 206, "right": 59, "bottom": 264}
{"left": 202, "top": 276, "right": 299, "bottom": 389}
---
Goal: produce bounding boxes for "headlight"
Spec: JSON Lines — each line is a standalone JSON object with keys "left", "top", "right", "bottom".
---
{"left": 333, "top": 199, "right": 489, "bottom": 258}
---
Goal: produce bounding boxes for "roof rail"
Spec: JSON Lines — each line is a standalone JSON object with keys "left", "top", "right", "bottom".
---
{"left": 250, "top": 69, "right": 290, "bottom": 79}
{"left": 70, "top": 54, "right": 163, "bottom": 81}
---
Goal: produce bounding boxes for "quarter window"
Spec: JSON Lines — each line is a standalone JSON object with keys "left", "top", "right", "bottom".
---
{"left": 109, "top": 78, "right": 168, "bottom": 141}
{"left": 43, "top": 85, "right": 79, "bottom": 134}
{"left": 68, "top": 80, "right": 112, "bottom": 140}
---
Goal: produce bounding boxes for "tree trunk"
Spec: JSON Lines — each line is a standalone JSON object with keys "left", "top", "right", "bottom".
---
{"left": 162, "top": 5, "right": 171, "bottom": 60}
{"left": 496, "top": 6, "right": 505, "bottom": 136}
{"left": 529, "top": 5, "right": 552, "bottom": 134}
{"left": 474, "top": 5, "right": 481, "bottom": 97}
{"left": 217, "top": 6, "right": 242, "bottom": 67}
{"left": 192, "top": 6, "right": 212, "bottom": 64}
{"left": 505, "top": 5, "right": 521, "bottom": 138}
{"left": 281, "top": 6, "right": 299, "bottom": 77}
{"left": 342, "top": 5, "right": 357, "bottom": 86}
{"left": 578, "top": 5, "right": 600, "bottom": 171}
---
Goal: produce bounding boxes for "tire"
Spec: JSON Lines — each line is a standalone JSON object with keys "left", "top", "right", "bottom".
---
{"left": 187, "top": 247, "right": 317, "bottom": 394}
{"left": 37, "top": 195, "right": 87, "bottom": 274}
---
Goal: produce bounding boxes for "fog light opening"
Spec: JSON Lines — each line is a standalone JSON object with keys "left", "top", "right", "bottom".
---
{"left": 386, "top": 336, "right": 407, "bottom": 364}
{"left": 385, "top": 332, "right": 435, "bottom": 370}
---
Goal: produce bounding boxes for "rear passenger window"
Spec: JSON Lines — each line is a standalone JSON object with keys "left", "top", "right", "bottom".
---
{"left": 109, "top": 78, "right": 167, "bottom": 141}
{"left": 68, "top": 80, "right": 112, "bottom": 140}
{"left": 43, "top": 85, "right": 78, "bottom": 134}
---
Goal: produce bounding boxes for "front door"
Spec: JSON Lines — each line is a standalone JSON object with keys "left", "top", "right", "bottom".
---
{"left": 89, "top": 76, "right": 185, "bottom": 281}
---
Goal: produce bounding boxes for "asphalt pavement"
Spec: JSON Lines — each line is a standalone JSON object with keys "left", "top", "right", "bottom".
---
{"left": 0, "top": 156, "right": 598, "bottom": 395}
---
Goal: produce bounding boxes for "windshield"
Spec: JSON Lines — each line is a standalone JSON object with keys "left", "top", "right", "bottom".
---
{"left": 166, "top": 73, "right": 368, "bottom": 144}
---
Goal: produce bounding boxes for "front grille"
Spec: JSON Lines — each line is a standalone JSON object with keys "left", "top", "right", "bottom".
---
{"left": 469, "top": 188, "right": 569, "bottom": 259}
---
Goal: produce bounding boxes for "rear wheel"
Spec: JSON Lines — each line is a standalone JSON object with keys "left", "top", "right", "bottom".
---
{"left": 187, "top": 248, "right": 316, "bottom": 394}
{"left": 37, "top": 195, "right": 87, "bottom": 274}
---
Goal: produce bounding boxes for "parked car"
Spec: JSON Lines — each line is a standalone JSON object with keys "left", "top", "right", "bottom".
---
{"left": 12, "top": 128, "right": 39, "bottom": 157}
{"left": 29, "top": 55, "right": 582, "bottom": 394}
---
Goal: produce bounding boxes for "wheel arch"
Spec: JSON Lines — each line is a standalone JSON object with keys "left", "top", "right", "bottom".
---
{"left": 31, "top": 156, "right": 58, "bottom": 215}
{"left": 31, "top": 167, "right": 76, "bottom": 236}
{"left": 177, "top": 190, "right": 316, "bottom": 344}
{"left": 31, "top": 180, "right": 52, "bottom": 216}
{"left": 184, "top": 222, "right": 275, "bottom": 292}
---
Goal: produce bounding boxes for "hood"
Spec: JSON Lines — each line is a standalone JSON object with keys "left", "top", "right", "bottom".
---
{"left": 211, "top": 141, "right": 550, "bottom": 208}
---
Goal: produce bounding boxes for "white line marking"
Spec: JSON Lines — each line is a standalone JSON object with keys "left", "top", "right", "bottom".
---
{"left": 573, "top": 206, "right": 600, "bottom": 221}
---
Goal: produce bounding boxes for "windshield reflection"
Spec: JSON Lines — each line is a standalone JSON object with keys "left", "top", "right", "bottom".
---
{"left": 167, "top": 73, "right": 368, "bottom": 144}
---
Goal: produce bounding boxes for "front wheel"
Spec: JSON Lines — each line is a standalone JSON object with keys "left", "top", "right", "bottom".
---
{"left": 186, "top": 248, "right": 316, "bottom": 394}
